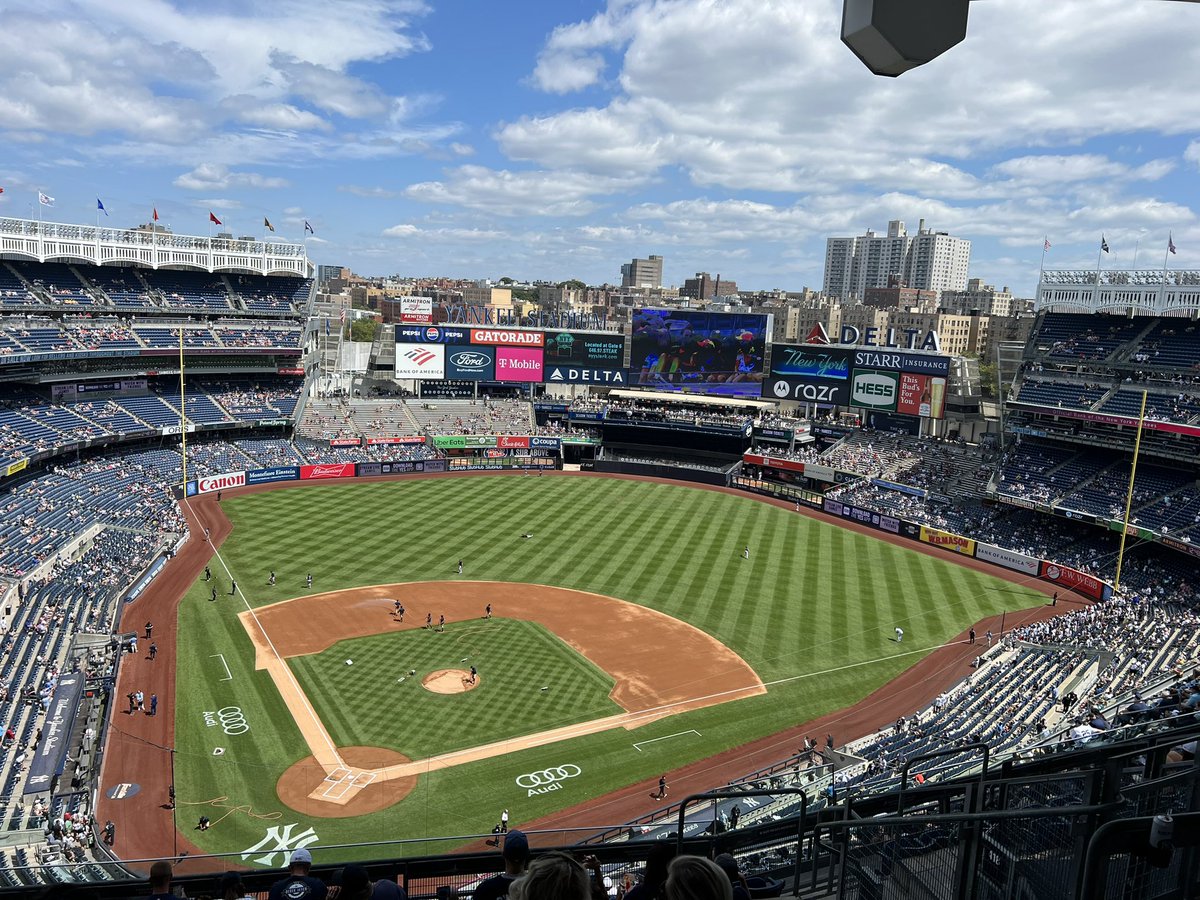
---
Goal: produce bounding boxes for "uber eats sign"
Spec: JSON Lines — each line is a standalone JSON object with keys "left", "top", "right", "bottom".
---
{"left": 850, "top": 370, "right": 899, "bottom": 412}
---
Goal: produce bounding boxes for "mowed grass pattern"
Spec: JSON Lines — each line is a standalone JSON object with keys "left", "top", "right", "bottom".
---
{"left": 289, "top": 619, "right": 621, "bottom": 758}
{"left": 174, "top": 475, "right": 1049, "bottom": 858}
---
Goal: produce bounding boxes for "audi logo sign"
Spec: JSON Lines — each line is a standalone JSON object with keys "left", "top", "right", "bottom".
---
{"left": 197, "top": 471, "right": 246, "bottom": 494}
{"left": 516, "top": 764, "right": 581, "bottom": 796}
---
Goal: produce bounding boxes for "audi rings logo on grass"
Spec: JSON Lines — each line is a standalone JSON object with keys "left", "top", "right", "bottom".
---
{"left": 516, "top": 764, "right": 580, "bottom": 796}
{"left": 203, "top": 707, "right": 250, "bottom": 735}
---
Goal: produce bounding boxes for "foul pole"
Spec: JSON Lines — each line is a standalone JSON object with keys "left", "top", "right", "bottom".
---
{"left": 179, "top": 326, "right": 188, "bottom": 492}
{"left": 1114, "top": 390, "right": 1148, "bottom": 591}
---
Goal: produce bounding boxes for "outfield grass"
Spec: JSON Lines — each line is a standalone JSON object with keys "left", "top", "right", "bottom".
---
{"left": 289, "top": 619, "right": 621, "bottom": 758}
{"left": 174, "top": 475, "right": 1048, "bottom": 861}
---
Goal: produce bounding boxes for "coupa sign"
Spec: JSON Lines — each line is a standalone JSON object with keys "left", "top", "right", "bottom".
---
{"left": 197, "top": 471, "right": 246, "bottom": 494}
{"left": 850, "top": 371, "right": 898, "bottom": 410}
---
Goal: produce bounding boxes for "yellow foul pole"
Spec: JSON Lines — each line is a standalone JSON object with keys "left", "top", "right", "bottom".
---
{"left": 179, "top": 326, "right": 188, "bottom": 492}
{"left": 1114, "top": 390, "right": 1148, "bottom": 591}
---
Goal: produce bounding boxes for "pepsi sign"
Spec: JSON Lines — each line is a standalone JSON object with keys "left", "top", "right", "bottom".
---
{"left": 395, "top": 325, "right": 469, "bottom": 343}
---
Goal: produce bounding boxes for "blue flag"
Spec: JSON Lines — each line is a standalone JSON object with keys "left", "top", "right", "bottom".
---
{"left": 97, "top": 198, "right": 108, "bottom": 216}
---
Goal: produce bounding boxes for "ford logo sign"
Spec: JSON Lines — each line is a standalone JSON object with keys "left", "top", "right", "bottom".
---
{"left": 451, "top": 352, "right": 489, "bottom": 368}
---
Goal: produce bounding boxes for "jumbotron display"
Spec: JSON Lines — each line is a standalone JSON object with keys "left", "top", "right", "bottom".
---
{"left": 629, "top": 308, "right": 769, "bottom": 397}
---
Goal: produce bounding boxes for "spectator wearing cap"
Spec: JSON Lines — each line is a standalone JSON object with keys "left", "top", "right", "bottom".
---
{"left": 148, "top": 860, "right": 182, "bottom": 900}
{"left": 217, "top": 871, "right": 253, "bottom": 900}
{"left": 333, "top": 864, "right": 406, "bottom": 900}
{"left": 268, "top": 848, "right": 327, "bottom": 900}
{"left": 472, "top": 829, "right": 530, "bottom": 900}
{"left": 713, "top": 854, "right": 751, "bottom": 900}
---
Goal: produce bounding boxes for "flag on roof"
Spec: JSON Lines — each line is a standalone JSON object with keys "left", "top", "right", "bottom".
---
{"left": 1169, "top": 233, "right": 1177, "bottom": 255}
{"left": 304, "top": 220, "right": 314, "bottom": 235}
{"left": 0, "top": 187, "right": 5, "bottom": 195}
{"left": 1043, "top": 237, "right": 1051, "bottom": 252}
{"left": 153, "top": 207, "right": 159, "bottom": 222}
{"left": 38, "top": 192, "right": 54, "bottom": 207}
{"left": 1100, "top": 235, "right": 1109, "bottom": 254}
{"left": 263, "top": 217, "right": 275, "bottom": 233}
{"left": 97, "top": 198, "right": 108, "bottom": 216}
{"left": 209, "top": 211, "right": 222, "bottom": 226}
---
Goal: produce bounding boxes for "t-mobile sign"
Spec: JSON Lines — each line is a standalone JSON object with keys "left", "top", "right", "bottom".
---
{"left": 495, "top": 347, "right": 544, "bottom": 382}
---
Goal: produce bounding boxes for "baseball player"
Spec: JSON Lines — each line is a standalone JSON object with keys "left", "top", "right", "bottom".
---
{"left": 485, "top": 603, "right": 493, "bottom": 619}
{"left": 457, "top": 559, "right": 464, "bottom": 575}
{"left": 438, "top": 614, "right": 445, "bottom": 633}
{"left": 425, "top": 613, "right": 432, "bottom": 630}
{"left": 306, "top": 573, "right": 313, "bottom": 589}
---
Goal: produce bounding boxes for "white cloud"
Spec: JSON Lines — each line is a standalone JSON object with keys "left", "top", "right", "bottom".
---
{"left": 174, "top": 164, "right": 289, "bottom": 191}
{"left": 406, "top": 165, "right": 643, "bottom": 217}
{"left": 340, "top": 185, "right": 402, "bottom": 199}
{"left": 383, "top": 224, "right": 420, "bottom": 237}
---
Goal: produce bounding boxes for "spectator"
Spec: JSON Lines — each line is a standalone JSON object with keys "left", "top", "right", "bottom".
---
{"left": 624, "top": 843, "right": 675, "bottom": 900}
{"left": 148, "top": 860, "right": 184, "bottom": 899}
{"left": 663, "top": 856, "right": 732, "bottom": 900}
{"left": 217, "top": 872, "right": 253, "bottom": 900}
{"left": 472, "top": 830, "right": 530, "bottom": 900}
{"left": 268, "top": 849, "right": 327, "bottom": 900}
{"left": 510, "top": 851, "right": 594, "bottom": 900}
{"left": 713, "top": 854, "right": 751, "bottom": 900}
{"left": 333, "top": 864, "right": 406, "bottom": 900}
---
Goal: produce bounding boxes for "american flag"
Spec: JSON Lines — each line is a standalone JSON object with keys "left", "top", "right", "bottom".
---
{"left": 1043, "top": 237, "right": 1051, "bottom": 252}
{"left": 1169, "top": 233, "right": 1177, "bottom": 255}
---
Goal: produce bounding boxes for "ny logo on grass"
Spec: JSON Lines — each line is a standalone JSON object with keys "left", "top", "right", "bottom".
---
{"left": 240, "top": 823, "right": 319, "bottom": 867}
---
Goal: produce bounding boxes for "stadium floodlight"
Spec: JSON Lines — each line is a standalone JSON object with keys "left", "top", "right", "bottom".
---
{"left": 841, "top": 0, "right": 971, "bottom": 76}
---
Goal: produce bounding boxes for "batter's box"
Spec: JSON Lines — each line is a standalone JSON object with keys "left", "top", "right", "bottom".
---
{"left": 352, "top": 771, "right": 377, "bottom": 788}
{"left": 324, "top": 766, "right": 351, "bottom": 784}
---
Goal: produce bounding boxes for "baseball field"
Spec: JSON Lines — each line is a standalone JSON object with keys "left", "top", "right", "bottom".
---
{"left": 162, "top": 474, "right": 1047, "bottom": 863}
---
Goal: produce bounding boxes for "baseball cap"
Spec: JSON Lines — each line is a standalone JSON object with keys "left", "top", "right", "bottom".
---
{"left": 503, "top": 829, "right": 529, "bottom": 861}
{"left": 290, "top": 848, "right": 313, "bottom": 866}
{"left": 335, "top": 864, "right": 371, "bottom": 895}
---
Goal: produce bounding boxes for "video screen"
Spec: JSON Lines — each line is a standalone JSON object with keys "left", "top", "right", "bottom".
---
{"left": 630, "top": 309, "right": 768, "bottom": 397}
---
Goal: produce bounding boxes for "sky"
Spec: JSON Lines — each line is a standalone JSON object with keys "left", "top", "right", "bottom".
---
{"left": 0, "top": 0, "right": 1197, "bottom": 296}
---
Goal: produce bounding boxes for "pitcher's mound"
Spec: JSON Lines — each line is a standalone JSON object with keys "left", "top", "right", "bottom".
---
{"left": 276, "top": 746, "right": 415, "bottom": 817}
{"left": 422, "top": 668, "right": 479, "bottom": 694}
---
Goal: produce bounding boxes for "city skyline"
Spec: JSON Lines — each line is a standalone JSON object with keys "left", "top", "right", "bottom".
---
{"left": 0, "top": 0, "right": 1196, "bottom": 294}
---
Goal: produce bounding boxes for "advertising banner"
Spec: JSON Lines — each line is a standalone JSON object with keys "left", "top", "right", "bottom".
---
{"left": 850, "top": 370, "right": 900, "bottom": 412}
{"left": 771, "top": 344, "right": 853, "bottom": 379}
{"left": 851, "top": 349, "right": 951, "bottom": 378}
{"left": 6, "top": 458, "right": 28, "bottom": 477}
{"left": 24, "top": 672, "right": 83, "bottom": 795}
{"left": 381, "top": 461, "right": 422, "bottom": 474}
{"left": 433, "top": 435, "right": 497, "bottom": 449}
{"left": 871, "top": 478, "right": 926, "bottom": 498}
{"left": 277, "top": 366, "right": 305, "bottom": 376}
{"left": 495, "top": 346, "right": 544, "bottom": 382}
{"left": 544, "top": 365, "right": 627, "bottom": 385}
{"left": 445, "top": 346, "right": 496, "bottom": 381}
{"left": 300, "top": 463, "right": 356, "bottom": 480}
{"left": 246, "top": 466, "right": 299, "bottom": 486}
{"left": 530, "top": 436, "right": 561, "bottom": 449}
{"left": 395, "top": 324, "right": 470, "bottom": 343}
{"left": 197, "top": 471, "right": 246, "bottom": 494}
{"left": 631, "top": 308, "right": 768, "bottom": 397}
{"left": 399, "top": 296, "right": 433, "bottom": 324}
{"left": 879, "top": 515, "right": 900, "bottom": 534}
{"left": 330, "top": 438, "right": 362, "bottom": 447}
{"left": 357, "top": 462, "right": 383, "bottom": 477}
{"left": 824, "top": 498, "right": 844, "bottom": 516}
{"left": 420, "top": 380, "right": 474, "bottom": 399}
{"left": 423, "top": 459, "right": 448, "bottom": 473}
{"left": 743, "top": 452, "right": 806, "bottom": 475}
{"left": 1011, "top": 403, "right": 1200, "bottom": 440}
{"left": 470, "top": 328, "right": 544, "bottom": 347}
{"left": 497, "top": 435, "right": 531, "bottom": 449}
{"left": 543, "top": 330, "right": 626, "bottom": 366}
{"left": 756, "top": 428, "right": 792, "bottom": 440}
{"left": 975, "top": 542, "right": 1040, "bottom": 575}
{"left": 920, "top": 525, "right": 976, "bottom": 556}
{"left": 395, "top": 344, "right": 446, "bottom": 380}
{"left": 1038, "top": 561, "right": 1111, "bottom": 600}
{"left": 895, "top": 373, "right": 947, "bottom": 419}
{"left": 367, "top": 436, "right": 426, "bottom": 445}
{"left": 804, "top": 463, "right": 836, "bottom": 482}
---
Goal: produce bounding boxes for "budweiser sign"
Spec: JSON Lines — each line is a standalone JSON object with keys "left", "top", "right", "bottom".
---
{"left": 300, "top": 463, "right": 356, "bottom": 480}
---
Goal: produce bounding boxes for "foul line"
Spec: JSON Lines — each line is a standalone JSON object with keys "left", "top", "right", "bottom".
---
{"left": 633, "top": 730, "right": 700, "bottom": 752}
{"left": 209, "top": 653, "right": 233, "bottom": 682}
{"left": 185, "top": 498, "right": 341, "bottom": 764}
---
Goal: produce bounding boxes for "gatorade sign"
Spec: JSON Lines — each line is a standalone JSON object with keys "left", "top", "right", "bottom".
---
{"left": 850, "top": 370, "right": 898, "bottom": 411}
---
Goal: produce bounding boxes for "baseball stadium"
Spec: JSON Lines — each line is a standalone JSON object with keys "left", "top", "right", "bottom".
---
{"left": 0, "top": 217, "right": 1195, "bottom": 900}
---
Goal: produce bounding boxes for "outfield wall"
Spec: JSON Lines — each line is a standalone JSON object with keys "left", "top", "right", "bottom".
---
{"left": 731, "top": 475, "right": 1112, "bottom": 601}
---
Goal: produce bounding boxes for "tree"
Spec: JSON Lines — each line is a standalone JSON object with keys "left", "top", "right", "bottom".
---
{"left": 978, "top": 361, "right": 999, "bottom": 399}
{"left": 349, "top": 318, "right": 380, "bottom": 343}
{"left": 498, "top": 276, "right": 514, "bottom": 285}
{"left": 559, "top": 279, "right": 586, "bottom": 291}
{"left": 511, "top": 288, "right": 539, "bottom": 304}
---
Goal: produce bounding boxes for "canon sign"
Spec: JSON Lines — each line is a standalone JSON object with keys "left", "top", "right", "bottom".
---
{"left": 198, "top": 471, "right": 246, "bottom": 494}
